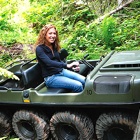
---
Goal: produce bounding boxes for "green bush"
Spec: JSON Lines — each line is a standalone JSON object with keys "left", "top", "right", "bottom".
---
{"left": 100, "top": 16, "right": 118, "bottom": 50}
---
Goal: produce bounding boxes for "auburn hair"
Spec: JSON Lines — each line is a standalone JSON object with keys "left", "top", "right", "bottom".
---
{"left": 34, "top": 24, "right": 61, "bottom": 51}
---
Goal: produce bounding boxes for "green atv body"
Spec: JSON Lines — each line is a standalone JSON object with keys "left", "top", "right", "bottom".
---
{"left": 0, "top": 50, "right": 139, "bottom": 140}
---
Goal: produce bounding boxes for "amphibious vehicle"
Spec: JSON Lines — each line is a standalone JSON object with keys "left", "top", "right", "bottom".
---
{"left": 0, "top": 49, "right": 139, "bottom": 140}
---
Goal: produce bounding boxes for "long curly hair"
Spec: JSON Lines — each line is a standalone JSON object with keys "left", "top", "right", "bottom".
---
{"left": 34, "top": 24, "right": 61, "bottom": 51}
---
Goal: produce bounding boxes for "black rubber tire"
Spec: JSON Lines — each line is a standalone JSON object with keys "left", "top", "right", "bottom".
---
{"left": 0, "top": 112, "right": 12, "bottom": 137}
{"left": 50, "top": 111, "right": 94, "bottom": 140}
{"left": 95, "top": 112, "right": 136, "bottom": 140}
{"left": 12, "top": 110, "right": 50, "bottom": 140}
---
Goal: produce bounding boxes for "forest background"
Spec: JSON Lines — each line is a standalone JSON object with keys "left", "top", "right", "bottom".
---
{"left": 0, "top": 0, "right": 140, "bottom": 68}
{"left": 0, "top": 0, "right": 139, "bottom": 139}
{"left": 0, "top": 0, "right": 140, "bottom": 79}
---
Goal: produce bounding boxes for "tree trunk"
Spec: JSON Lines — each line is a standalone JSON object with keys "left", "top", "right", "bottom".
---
{"left": 133, "top": 110, "right": 140, "bottom": 140}
{"left": 95, "top": 0, "right": 134, "bottom": 23}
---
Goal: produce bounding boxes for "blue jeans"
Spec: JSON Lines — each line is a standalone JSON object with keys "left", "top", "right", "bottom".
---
{"left": 44, "top": 69, "right": 85, "bottom": 92}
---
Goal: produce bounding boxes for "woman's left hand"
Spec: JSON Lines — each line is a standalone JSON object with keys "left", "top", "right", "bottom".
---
{"left": 72, "top": 66, "right": 80, "bottom": 71}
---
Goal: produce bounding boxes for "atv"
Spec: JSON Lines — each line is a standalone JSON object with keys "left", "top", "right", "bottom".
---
{"left": 0, "top": 49, "right": 139, "bottom": 140}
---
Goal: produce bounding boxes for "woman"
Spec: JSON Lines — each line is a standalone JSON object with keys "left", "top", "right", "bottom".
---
{"left": 35, "top": 24, "right": 85, "bottom": 92}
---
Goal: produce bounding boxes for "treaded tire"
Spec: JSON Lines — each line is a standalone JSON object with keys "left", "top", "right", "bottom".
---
{"left": 12, "top": 110, "right": 50, "bottom": 140}
{"left": 50, "top": 111, "right": 94, "bottom": 140}
{"left": 0, "top": 112, "right": 12, "bottom": 137}
{"left": 95, "top": 112, "right": 136, "bottom": 140}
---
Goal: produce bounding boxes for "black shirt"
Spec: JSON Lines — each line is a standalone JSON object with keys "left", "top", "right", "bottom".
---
{"left": 36, "top": 44, "right": 67, "bottom": 78}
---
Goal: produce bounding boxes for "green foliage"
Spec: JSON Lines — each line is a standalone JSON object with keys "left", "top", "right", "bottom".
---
{"left": 0, "top": 0, "right": 17, "bottom": 30}
{"left": 0, "top": 136, "right": 19, "bottom": 140}
{"left": 0, "top": 67, "right": 19, "bottom": 81}
{"left": 0, "top": 52, "right": 12, "bottom": 67}
{"left": 63, "top": 20, "right": 111, "bottom": 60}
{"left": 114, "top": 17, "right": 140, "bottom": 51}
{"left": 0, "top": 0, "right": 36, "bottom": 45}
{"left": 100, "top": 16, "right": 118, "bottom": 50}
{"left": 113, "top": 0, "right": 140, "bottom": 51}
{"left": 0, "top": 0, "right": 139, "bottom": 66}
{"left": 22, "top": 0, "right": 63, "bottom": 33}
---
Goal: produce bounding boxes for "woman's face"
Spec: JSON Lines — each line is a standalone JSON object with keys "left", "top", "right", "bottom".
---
{"left": 45, "top": 27, "right": 56, "bottom": 45}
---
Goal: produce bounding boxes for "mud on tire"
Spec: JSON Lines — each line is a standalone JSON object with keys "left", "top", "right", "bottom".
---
{"left": 12, "top": 110, "right": 50, "bottom": 140}
{"left": 50, "top": 111, "right": 94, "bottom": 140}
{"left": 95, "top": 112, "right": 136, "bottom": 140}
{"left": 0, "top": 112, "right": 12, "bottom": 137}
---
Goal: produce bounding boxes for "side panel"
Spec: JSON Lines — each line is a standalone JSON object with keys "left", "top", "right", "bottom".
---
{"left": 0, "top": 90, "right": 23, "bottom": 103}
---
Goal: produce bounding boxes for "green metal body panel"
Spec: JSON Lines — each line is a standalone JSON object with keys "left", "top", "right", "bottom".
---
{"left": 1, "top": 50, "right": 140, "bottom": 140}
{"left": 0, "top": 50, "right": 140, "bottom": 109}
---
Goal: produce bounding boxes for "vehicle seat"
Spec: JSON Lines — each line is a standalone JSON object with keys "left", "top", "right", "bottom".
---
{"left": 22, "top": 63, "right": 44, "bottom": 89}
{"left": 22, "top": 63, "right": 71, "bottom": 93}
{"left": 79, "top": 64, "right": 89, "bottom": 76}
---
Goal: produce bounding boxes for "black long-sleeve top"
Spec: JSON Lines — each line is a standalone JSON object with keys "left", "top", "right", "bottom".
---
{"left": 36, "top": 44, "right": 67, "bottom": 78}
